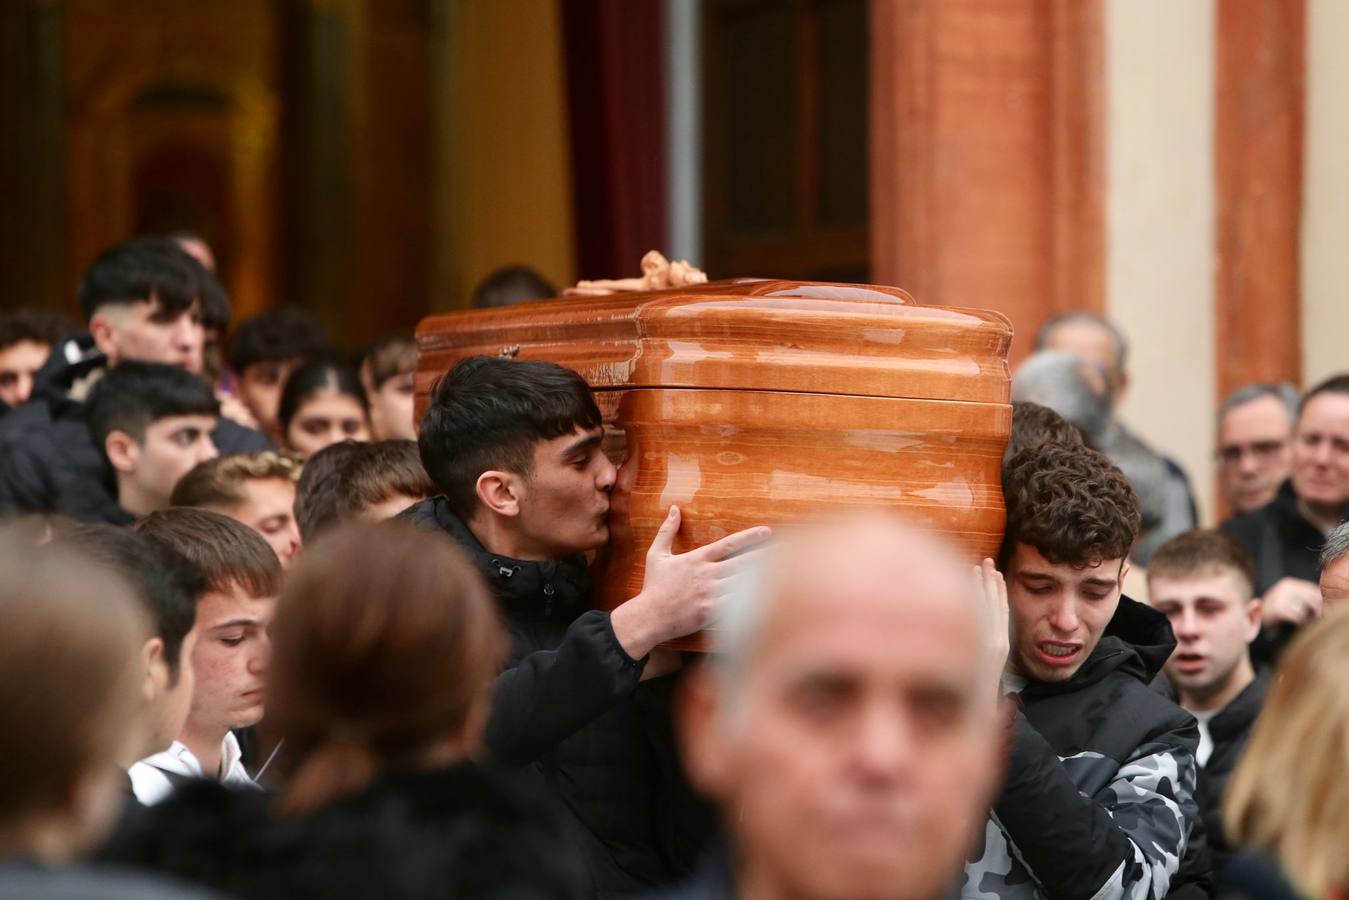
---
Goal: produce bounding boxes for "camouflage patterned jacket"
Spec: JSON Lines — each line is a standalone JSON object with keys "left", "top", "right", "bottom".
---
{"left": 962, "top": 598, "right": 1200, "bottom": 900}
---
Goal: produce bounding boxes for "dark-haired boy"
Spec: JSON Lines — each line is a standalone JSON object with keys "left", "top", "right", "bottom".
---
{"left": 0, "top": 308, "right": 77, "bottom": 413}
{"left": 63, "top": 361, "right": 220, "bottom": 524}
{"left": 404, "top": 355, "right": 769, "bottom": 895}
{"left": 132, "top": 509, "right": 281, "bottom": 800}
{"left": 227, "top": 307, "right": 331, "bottom": 439}
{"left": 61, "top": 524, "right": 205, "bottom": 804}
{"left": 962, "top": 443, "right": 1202, "bottom": 900}
{"left": 1148, "top": 529, "right": 1266, "bottom": 873}
{"left": 0, "top": 237, "right": 269, "bottom": 516}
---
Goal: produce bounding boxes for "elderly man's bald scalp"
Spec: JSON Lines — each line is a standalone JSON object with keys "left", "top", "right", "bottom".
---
{"left": 714, "top": 511, "right": 990, "bottom": 693}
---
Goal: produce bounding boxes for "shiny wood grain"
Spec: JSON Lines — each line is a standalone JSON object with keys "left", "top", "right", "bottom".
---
{"left": 593, "top": 389, "right": 1010, "bottom": 650}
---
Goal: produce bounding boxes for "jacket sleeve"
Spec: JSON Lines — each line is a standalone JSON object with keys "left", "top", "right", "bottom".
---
{"left": 992, "top": 713, "right": 1198, "bottom": 900}
{"left": 485, "top": 609, "right": 647, "bottom": 766}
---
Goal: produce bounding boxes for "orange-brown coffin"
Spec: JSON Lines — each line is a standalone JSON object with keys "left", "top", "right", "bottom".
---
{"left": 416, "top": 279, "right": 1013, "bottom": 649}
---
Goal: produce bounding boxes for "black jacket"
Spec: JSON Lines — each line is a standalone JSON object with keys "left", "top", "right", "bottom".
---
{"left": 0, "top": 334, "right": 269, "bottom": 518}
{"left": 401, "top": 497, "right": 711, "bottom": 897}
{"left": 1221, "top": 480, "right": 1346, "bottom": 664}
{"left": 1196, "top": 672, "right": 1269, "bottom": 876}
{"left": 97, "top": 761, "right": 590, "bottom": 899}
{"left": 963, "top": 598, "right": 1202, "bottom": 900}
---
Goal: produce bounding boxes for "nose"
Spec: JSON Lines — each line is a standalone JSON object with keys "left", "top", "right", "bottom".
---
{"left": 1174, "top": 608, "right": 1201, "bottom": 641}
{"left": 597, "top": 453, "right": 618, "bottom": 493}
{"left": 283, "top": 522, "right": 302, "bottom": 562}
{"left": 199, "top": 437, "right": 219, "bottom": 464}
{"left": 249, "top": 632, "right": 272, "bottom": 675}
{"left": 16, "top": 372, "right": 34, "bottom": 406}
{"left": 1046, "top": 596, "right": 1080, "bottom": 635}
{"left": 1237, "top": 449, "right": 1261, "bottom": 476}
{"left": 852, "top": 702, "right": 915, "bottom": 785}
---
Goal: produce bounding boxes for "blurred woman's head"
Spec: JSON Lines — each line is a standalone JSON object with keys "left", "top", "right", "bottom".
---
{"left": 278, "top": 360, "right": 371, "bottom": 458}
{"left": 1225, "top": 607, "right": 1349, "bottom": 898}
{"left": 267, "top": 521, "right": 505, "bottom": 816}
{"left": 0, "top": 530, "right": 149, "bottom": 862}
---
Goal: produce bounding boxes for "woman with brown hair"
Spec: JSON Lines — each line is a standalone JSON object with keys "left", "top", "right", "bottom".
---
{"left": 101, "top": 521, "right": 589, "bottom": 899}
{"left": 1222, "top": 606, "right": 1349, "bottom": 900}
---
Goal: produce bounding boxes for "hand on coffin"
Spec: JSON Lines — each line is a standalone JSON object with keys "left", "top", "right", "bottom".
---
{"left": 974, "top": 558, "right": 1010, "bottom": 685}
{"left": 564, "top": 250, "right": 709, "bottom": 297}
{"left": 609, "top": 505, "right": 771, "bottom": 660}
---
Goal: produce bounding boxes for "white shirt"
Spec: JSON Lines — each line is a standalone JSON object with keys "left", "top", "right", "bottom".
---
{"left": 128, "top": 734, "right": 260, "bottom": 806}
{"left": 1192, "top": 709, "right": 1216, "bottom": 768}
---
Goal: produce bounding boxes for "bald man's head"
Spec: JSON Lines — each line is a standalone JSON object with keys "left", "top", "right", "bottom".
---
{"left": 680, "top": 513, "right": 1002, "bottom": 900}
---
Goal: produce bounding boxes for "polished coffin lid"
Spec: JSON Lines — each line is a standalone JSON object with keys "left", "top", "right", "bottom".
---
{"left": 416, "top": 278, "right": 1013, "bottom": 404}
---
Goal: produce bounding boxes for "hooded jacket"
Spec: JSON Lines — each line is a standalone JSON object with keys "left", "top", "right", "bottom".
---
{"left": 962, "top": 598, "right": 1201, "bottom": 900}
{"left": 1196, "top": 671, "right": 1269, "bottom": 876}
{"left": 0, "top": 333, "right": 270, "bottom": 517}
{"left": 401, "top": 497, "right": 712, "bottom": 897}
{"left": 97, "top": 761, "right": 590, "bottom": 899}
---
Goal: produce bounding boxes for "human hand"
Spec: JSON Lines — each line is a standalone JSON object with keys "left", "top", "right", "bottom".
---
{"left": 974, "top": 558, "right": 1010, "bottom": 680}
{"left": 609, "top": 506, "right": 771, "bottom": 659}
{"left": 1261, "top": 576, "right": 1322, "bottom": 627}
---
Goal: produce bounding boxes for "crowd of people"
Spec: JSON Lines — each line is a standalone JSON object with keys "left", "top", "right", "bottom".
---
{"left": 0, "top": 234, "right": 1347, "bottom": 900}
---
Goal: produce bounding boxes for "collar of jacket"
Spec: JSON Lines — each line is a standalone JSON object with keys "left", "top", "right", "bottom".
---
{"left": 407, "top": 496, "right": 592, "bottom": 622}
{"left": 1209, "top": 668, "right": 1270, "bottom": 742}
{"left": 1021, "top": 596, "right": 1176, "bottom": 699}
{"left": 1270, "top": 477, "right": 1349, "bottom": 527}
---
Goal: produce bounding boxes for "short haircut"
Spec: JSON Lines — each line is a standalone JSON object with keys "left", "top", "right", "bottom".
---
{"left": 227, "top": 307, "right": 331, "bottom": 373}
{"left": 61, "top": 524, "right": 204, "bottom": 680}
{"left": 363, "top": 333, "right": 418, "bottom": 390}
{"left": 0, "top": 531, "right": 147, "bottom": 819}
{"left": 1219, "top": 382, "right": 1300, "bottom": 426}
{"left": 278, "top": 359, "right": 368, "bottom": 434}
{"left": 134, "top": 508, "right": 283, "bottom": 598}
{"left": 1299, "top": 374, "right": 1349, "bottom": 418}
{"left": 198, "top": 267, "right": 232, "bottom": 332}
{"left": 0, "top": 308, "right": 78, "bottom": 352}
{"left": 418, "top": 356, "right": 602, "bottom": 520}
{"left": 86, "top": 360, "right": 219, "bottom": 455}
{"left": 76, "top": 236, "right": 204, "bottom": 321}
{"left": 171, "top": 451, "right": 304, "bottom": 510}
{"left": 1005, "top": 401, "right": 1084, "bottom": 466}
{"left": 294, "top": 440, "right": 364, "bottom": 540}
{"left": 470, "top": 265, "right": 556, "bottom": 309}
{"left": 336, "top": 440, "right": 438, "bottom": 517}
{"left": 1000, "top": 442, "right": 1141, "bottom": 569}
{"left": 1011, "top": 350, "right": 1112, "bottom": 447}
{"left": 1034, "top": 310, "right": 1128, "bottom": 372}
{"left": 1321, "top": 522, "right": 1349, "bottom": 572}
{"left": 1147, "top": 529, "right": 1257, "bottom": 598}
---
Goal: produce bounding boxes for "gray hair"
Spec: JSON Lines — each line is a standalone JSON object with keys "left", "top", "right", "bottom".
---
{"left": 1322, "top": 522, "right": 1349, "bottom": 571}
{"left": 1012, "top": 350, "right": 1113, "bottom": 447}
{"left": 1035, "top": 311, "right": 1128, "bottom": 372}
{"left": 1219, "top": 382, "right": 1300, "bottom": 426}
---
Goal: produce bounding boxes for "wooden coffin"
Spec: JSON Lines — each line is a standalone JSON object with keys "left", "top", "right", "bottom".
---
{"left": 416, "top": 278, "right": 1013, "bottom": 648}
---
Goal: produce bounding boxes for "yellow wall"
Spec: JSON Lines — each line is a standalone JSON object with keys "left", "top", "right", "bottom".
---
{"left": 1106, "top": 0, "right": 1218, "bottom": 524}
{"left": 1303, "top": 0, "right": 1349, "bottom": 388}
{"left": 430, "top": 0, "right": 576, "bottom": 311}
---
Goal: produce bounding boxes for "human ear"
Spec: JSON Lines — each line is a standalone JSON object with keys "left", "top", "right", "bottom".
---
{"left": 104, "top": 431, "right": 140, "bottom": 475}
{"left": 140, "top": 637, "right": 168, "bottom": 702}
{"left": 475, "top": 470, "right": 522, "bottom": 518}
{"left": 1245, "top": 597, "right": 1264, "bottom": 642}
{"left": 88, "top": 312, "right": 120, "bottom": 363}
{"left": 677, "top": 665, "right": 732, "bottom": 799}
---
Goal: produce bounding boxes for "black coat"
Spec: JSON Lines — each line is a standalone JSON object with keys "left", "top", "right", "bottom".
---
{"left": 964, "top": 598, "right": 1204, "bottom": 900}
{"left": 0, "top": 334, "right": 270, "bottom": 518}
{"left": 1221, "top": 480, "right": 1347, "bottom": 664}
{"left": 400, "top": 498, "right": 712, "bottom": 897}
{"left": 1197, "top": 672, "right": 1269, "bottom": 876}
{"left": 97, "top": 761, "right": 590, "bottom": 899}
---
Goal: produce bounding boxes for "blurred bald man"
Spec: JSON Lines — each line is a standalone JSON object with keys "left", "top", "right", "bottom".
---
{"left": 671, "top": 513, "right": 1006, "bottom": 900}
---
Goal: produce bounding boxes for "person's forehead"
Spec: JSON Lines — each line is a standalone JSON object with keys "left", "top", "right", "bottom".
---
{"left": 198, "top": 586, "right": 276, "bottom": 626}
{"left": 297, "top": 391, "right": 364, "bottom": 417}
{"left": 1298, "top": 392, "right": 1349, "bottom": 432}
{"left": 539, "top": 424, "right": 603, "bottom": 454}
{"left": 1046, "top": 320, "right": 1117, "bottom": 359}
{"left": 0, "top": 340, "right": 50, "bottom": 364}
{"left": 1011, "top": 544, "right": 1122, "bottom": 582}
{"left": 1149, "top": 569, "right": 1248, "bottom": 605}
{"left": 1222, "top": 395, "right": 1292, "bottom": 438}
{"left": 149, "top": 414, "right": 217, "bottom": 434}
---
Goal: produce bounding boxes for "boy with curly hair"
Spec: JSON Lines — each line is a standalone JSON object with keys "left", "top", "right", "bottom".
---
{"left": 963, "top": 442, "right": 1203, "bottom": 900}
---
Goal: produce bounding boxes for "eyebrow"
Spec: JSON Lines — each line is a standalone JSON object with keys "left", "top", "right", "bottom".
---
{"left": 1082, "top": 577, "right": 1119, "bottom": 588}
{"left": 209, "top": 618, "right": 262, "bottom": 631}
{"left": 559, "top": 433, "right": 602, "bottom": 457}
